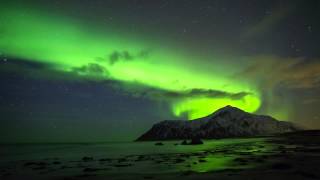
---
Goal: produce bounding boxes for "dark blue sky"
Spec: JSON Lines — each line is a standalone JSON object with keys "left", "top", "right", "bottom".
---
{"left": 1, "top": 0, "right": 320, "bottom": 142}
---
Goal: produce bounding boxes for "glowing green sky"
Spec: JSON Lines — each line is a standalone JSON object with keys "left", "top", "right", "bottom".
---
{"left": 0, "top": 5, "right": 262, "bottom": 120}
{"left": 1, "top": 0, "right": 320, "bottom": 143}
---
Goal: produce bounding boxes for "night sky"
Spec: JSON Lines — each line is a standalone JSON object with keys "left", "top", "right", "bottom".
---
{"left": 1, "top": 0, "right": 320, "bottom": 142}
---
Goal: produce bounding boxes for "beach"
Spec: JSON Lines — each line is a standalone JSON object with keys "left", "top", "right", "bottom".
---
{"left": 1, "top": 131, "right": 320, "bottom": 180}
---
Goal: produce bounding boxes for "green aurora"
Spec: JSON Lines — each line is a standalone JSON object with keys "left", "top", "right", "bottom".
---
{"left": 0, "top": 5, "right": 262, "bottom": 120}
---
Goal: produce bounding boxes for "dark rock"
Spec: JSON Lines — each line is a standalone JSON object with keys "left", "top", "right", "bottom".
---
{"left": 254, "top": 158, "right": 265, "bottom": 163}
{"left": 117, "top": 158, "right": 127, "bottom": 163}
{"left": 135, "top": 155, "right": 146, "bottom": 161}
{"left": 76, "top": 174, "right": 96, "bottom": 178}
{"left": 182, "top": 170, "right": 195, "bottom": 176}
{"left": 24, "top": 162, "right": 47, "bottom": 166}
{"left": 99, "top": 158, "right": 112, "bottom": 162}
{"left": 82, "top": 157, "right": 94, "bottom": 161}
{"left": 60, "top": 165, "right": 71, "bottom": 169}
{"left": 281, "top": 150, "right": 287, "bottom": 153}
{"left": 174, "top": 158, "right": 185, "bottom": 163}
{"left": 234, "top": 158, "right": 248, "bottom": 163}
{"left": 271, "top": 162, "right": 293, "bottom": 170}
{"left": 83, "top": 167, "right": 108, "bottom": 172}
{"left": 83, "top": 168, "right": 98, "bottom": 172}
{"left": 114, "top": 164, "right": 132, "bottom": 167}
{"left": 32, "top": 166, "right": 46, "bottom": 170}
{"left": 179, "top": 154, "right": 190, "bottom": 158}
{"left": 155, "top": 142, "right": 164, "bottom": 146}
{"left": 189, "top": 137, "right": 203, "bottom": 145}
{"left": 216, "top": 169, "right": 242, "bottom": 173}
{"left": 24, "top": 162, "right": 36, "bottom": 166}
{"left": 181, "top": 140, "right": 188, "bottom": 145}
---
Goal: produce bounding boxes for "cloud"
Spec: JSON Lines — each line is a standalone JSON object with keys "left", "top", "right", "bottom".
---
{"left": 0, "top": 58, "right": 68, "bottom": 80}
{"left": 109, "top": 51, "right": 132, "bottom": 65}
{"left": 302, "top": 98, "right": 320, "bottom": 105}
{"left": 233, "top": 55, "right": 320, "bottom": 123}
{"left": 0, "top": 59, "right": 112, "bottom": 82}
{"left": 236, "top": 56, "right": 320, "bottom": 90}
{"left": 149, "top": 88, "right": 251, "bottom": 100}
{"left": 0, "top": 58, "right": 55, "bottom": 71}
{"left": 72, "top": 63, "right": 108, "bottom": 76}
{"left": 101, "top": 49, "right": 152, "bottom": 65}
{"left": 115, "top": 83, "right": 252, "bottom": 102}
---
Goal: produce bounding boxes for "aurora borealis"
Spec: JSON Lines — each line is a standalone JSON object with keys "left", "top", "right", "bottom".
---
{"left": 0, "top": 2, "right": 261, "bottom": 119}
{"left": 1, "top": 0, "right": 320, "bottom": 142}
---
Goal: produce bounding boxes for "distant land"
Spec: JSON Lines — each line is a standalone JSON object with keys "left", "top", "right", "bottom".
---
{"left": 137, "top": 105, "right": 300, "bottom": 141}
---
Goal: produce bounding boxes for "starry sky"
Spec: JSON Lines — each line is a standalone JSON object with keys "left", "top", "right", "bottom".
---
{"left": 1, "top": 0, "right": 320, "bottom": 142}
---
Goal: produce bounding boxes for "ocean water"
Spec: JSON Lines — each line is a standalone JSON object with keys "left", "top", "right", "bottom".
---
{"left": 0, "top": 138, "right": 272, "bottom": 176}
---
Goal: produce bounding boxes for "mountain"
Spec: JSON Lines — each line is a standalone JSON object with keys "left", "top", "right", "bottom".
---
{"left": 136, "top": 105, "right": 299, "bottom": 141}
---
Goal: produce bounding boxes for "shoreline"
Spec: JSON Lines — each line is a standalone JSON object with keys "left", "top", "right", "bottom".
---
{"left": 1, "top": 130, "right": 320, "bottom": 180}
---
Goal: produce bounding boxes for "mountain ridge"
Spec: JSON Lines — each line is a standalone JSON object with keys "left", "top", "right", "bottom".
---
{"left": 136, "top": 105, "right": 299, "bottom": 141}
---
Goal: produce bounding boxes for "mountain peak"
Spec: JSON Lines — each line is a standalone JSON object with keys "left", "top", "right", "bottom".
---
{"left": 203, "top": 105, "right": 249, "bottom": 120}
{"left": 215, "top": 105, "right": 244, "bottom": 113}
{"left": 191, "top": 105, "right": 250, "bottom": 122}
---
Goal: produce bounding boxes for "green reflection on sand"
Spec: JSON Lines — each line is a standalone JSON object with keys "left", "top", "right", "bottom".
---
{"left": 172, "top": 138, "right": 275, "bottom": 173}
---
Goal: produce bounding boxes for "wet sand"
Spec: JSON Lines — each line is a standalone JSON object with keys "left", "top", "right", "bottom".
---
{"left": 1, "top": 130, "right": 320, "bottom": 180}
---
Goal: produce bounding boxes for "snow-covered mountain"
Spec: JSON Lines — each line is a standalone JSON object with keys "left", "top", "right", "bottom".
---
{"left": 136, "top": 105, "right": 299, "bottom": 141}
